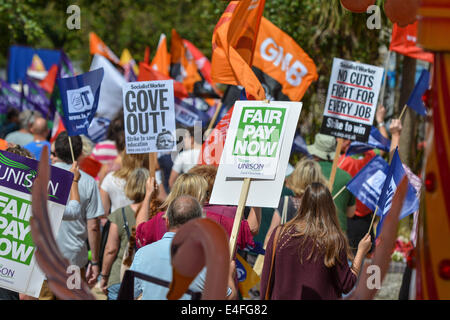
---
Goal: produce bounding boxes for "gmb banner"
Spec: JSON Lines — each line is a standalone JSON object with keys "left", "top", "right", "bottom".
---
{"left": 320, "top": 58, "right": 384, "bottom": 142}
{"left": 0, "top": 150, "right": 72, "bottom": 297}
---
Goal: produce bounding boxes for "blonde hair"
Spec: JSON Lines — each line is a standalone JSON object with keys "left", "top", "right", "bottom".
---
{"left": 286, "top": 158, "right": 328, "bottom": 197}
{"left": 113, "top": 152, "right": 149, "bottom": 180}
{"left": 125, "top": 168, "right": 150, "bottom": 203}
{"left": 161, "top": 173, "right": 208, "bottom": 210}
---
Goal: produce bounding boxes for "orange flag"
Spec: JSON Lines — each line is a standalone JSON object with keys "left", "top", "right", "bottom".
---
{"left": 144, "top": 46, "right": 150, "bottom": 65}
{"left": 138, "top": 62, "right": 188, "bottom": 98}
{"left": 252, "top": 17, "right": 318, "bottom": 101}
{"left": 151, "top": 34, "right": 171, "bottom": 77}
{"left": 170, "top": 29, "right": 189, "bottom": 81}
{"left": 89, "top": 32, "right": 120, "bottom": 64}
{"left": 211, "top": 0, "right": 266, "bottom": 100}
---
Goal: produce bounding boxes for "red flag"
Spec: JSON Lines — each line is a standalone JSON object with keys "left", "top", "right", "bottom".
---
{"left": 144, "top": 46, "right": 150, "bottom": 65}
{"left": 39, "top": 64, "right": 58, "bottom": 93}
{"left": 138, "top": 62, "right": 188, "bottom": 98}
{"left": 211, "top": 0, "right": 266, "bottom": 100}
{"left": 198, "top": 105, "right": 234, "bottom": 166}
{"left": 389, "top": 22, "right": 434, "bottom": 63}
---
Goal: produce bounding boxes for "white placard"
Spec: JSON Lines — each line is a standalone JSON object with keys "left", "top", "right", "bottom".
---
{"left": 220, "top": 101, "right": 289, "bottom": 180}
{"left": 209, "top": 101, "right": 302, "bottom": 208}
{"left": 320, "top": 57, "right": 384, "bottom": 142}
{"left": 123, "top": 80, "right": 177, "bottom": 154}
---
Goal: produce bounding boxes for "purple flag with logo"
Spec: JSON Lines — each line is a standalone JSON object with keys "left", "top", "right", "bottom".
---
{"left": 406, "top": 69, "right": 429, "bottom": 116}
{"left": 57, "top": 68, "right": 104, "bottom": 136}
{"left": 24, "top": 78, "right": 51, "bottom": 117}
{"left": 346, "top": 126, "right": 391, "bottom": 156}
{"left": 346, "top": 155, "right": 389, "bottom": 212}
{"left": 375, "top": 148, "right": 420, "bottom": 238}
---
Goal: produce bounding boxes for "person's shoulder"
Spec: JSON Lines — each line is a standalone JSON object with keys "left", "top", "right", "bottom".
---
{"left": 336, "top": 166, "right": 352, "bottom": 180}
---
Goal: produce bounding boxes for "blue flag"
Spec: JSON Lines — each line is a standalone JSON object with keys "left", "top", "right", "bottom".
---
{"left": 346, "top": 155, "right": 389, "bottom": 212}
{"left": 406, "top": 69, "right": 429, "bottom": 116}
{"left": 346, "top": 126, "right": 391, "bottom": 156}
{"left": 57, "top": 68, "right": 104, "bottom": 136}
{"left": 375, "top": 148, "right": 420, "bottom": 238}
{"left": 0, "top": 79, "right": 22, "bottom": 112}
{"left": 174, "top": 96, "right": 211, "bottom": 127}
{"left": 291, "top": 133, "right": 311, "bottom": 157}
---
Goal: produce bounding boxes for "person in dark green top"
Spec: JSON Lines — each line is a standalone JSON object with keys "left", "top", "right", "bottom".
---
{"left": 99, "top": 167, "right": 154, "bottom": 300}
{"left": 306, "top": 133, "right": 356, "bottom": 233}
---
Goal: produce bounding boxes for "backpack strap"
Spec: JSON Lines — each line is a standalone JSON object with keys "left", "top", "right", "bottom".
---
{"left": 264, "top": 225, "right": 282, "bottom": 300}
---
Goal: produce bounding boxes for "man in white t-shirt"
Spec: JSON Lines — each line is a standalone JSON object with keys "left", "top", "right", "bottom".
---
{"left": 168, "top": 127, "right": 202, "bottom": 188}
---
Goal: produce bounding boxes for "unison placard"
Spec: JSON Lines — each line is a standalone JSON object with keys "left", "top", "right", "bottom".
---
{"left": 320, "top": 58, "right": 384, "bottom": 142}
{"left": 0, "top": 150, "right": 72, "bottom": 297}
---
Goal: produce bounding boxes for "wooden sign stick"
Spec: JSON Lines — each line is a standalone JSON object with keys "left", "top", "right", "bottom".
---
{"left": 68, "top": 136, "right": 76, "bottom": 163}
{"left": 328, "top": 138, "right": 343, "bottom": 193}
{"left": 206, "top": 101, "right": 223, "bottom": 137}
{"left": 149, "top": 152, "right": 158, "bottom": 179}
{"left": 229, "top": 178, "right": 251, "bottom": 260}
{"left": 398, "top": 104, "right": 408, "bottom": 122}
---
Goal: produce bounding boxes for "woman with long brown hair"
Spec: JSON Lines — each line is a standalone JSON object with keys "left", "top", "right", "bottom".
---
{"left": 260, "top": 182, "right": 371, "bottom": 300}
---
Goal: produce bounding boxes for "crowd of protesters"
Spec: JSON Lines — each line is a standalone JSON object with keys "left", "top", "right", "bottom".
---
{"left": 0, "top": 100, "right": 413, "bottom": 301}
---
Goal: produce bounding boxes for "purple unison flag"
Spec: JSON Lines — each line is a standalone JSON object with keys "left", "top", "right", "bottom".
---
{"left": 406, "top": 69, "right": 430, "bottom": 116}
{"left": 0, "top": 79, "right": 23, "bottom": 112}
{"left": 346, "top": 155, "right": 389, "bottom": 212}
{"left": 57, "top": 68, "right": 104, "bottom": 136}
{"left": 375, "top": 148, "right": 420, "bottom": 238}
{"left": 24, "top": 78, "right": 51, "bottom": 117}
{"left": 346, "top": 126, "right": 391, "bottom": 156}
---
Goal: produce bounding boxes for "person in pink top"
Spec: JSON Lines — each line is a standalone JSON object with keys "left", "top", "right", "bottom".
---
{"left": 135, "top": 166, "right": 261, "bottom": 250}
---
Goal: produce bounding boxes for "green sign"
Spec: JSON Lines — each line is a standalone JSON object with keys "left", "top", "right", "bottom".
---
{"left": 233, "top": 107, "right": 286, "bottom": 158}
{"left": 0, "top": 191, "right": 34, "bottom": 266}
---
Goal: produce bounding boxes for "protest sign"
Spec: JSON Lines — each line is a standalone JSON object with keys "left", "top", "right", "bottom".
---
{"left": 320, "top": 58, "right": 384, "bottom": 143}
{"left": 0, "top": 150, "right": 72, "bottom": 297}
{"left": 219, "top": 100, "right": 289, "bottom": 180}
{"left": 57, "top": 68, "right": 104, "bottom": 136}
{"left": 210, "top": 100, "right": 301, "bottom": 207}
{"left": 123, "top": 80, "right": 177, "bottom": 154}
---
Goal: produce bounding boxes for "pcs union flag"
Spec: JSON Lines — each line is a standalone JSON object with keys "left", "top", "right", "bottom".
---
{"left": 57, "top": 68, "right": 104, "bottom": 136}
{"left": 375, "top": 148, "right": 420, "bottom": 238}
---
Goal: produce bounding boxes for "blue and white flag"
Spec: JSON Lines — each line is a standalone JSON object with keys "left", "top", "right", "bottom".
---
{"left": 57, "top": 68, "right": 104, "bottom": 136}
{"left": 406, "top": 69, "right": 429, "bottom": 116}
{"left": 375, "top": 148, "right": 420, "bottom": 238}
{"left": 346, "top": 155, "right": 389, "bottom": 212}
{"left": 346, "top": 126, "right": 391, "bottom": 156}
{"left": 86, "top": 117, "right": 111, "bottom": 143}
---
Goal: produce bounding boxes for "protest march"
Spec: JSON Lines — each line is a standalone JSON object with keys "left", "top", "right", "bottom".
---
{"left": 0, "top": 0, "right": 449, "bottom": 308}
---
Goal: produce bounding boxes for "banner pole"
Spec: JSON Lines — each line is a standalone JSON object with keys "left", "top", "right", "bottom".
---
{"left": 368, "top": 205, "right": 379, "bottom": 234}
{"left": 68, "top": 136, "right": 76, "bottom": 163}
{"left": 332, "top": 185, "right": 346, "bottom": 200}
{"left": 399, "top": 104, "right": 408, "bottom": 122}
{"left": 328, "top": 138, "right": 343, "bottom": 193}
{"left": 229, "top": 178, "right": 251, "bottom": 260}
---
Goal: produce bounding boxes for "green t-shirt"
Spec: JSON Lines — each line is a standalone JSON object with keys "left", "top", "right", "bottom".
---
{"left": 107, "top": 205, "right": 136, "bottom": 286}
{"left": 318, "top": 161, "right": 355, "bottom": 233}
{"left": 252, "top": 185, "right": 294, "bottom": 247}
